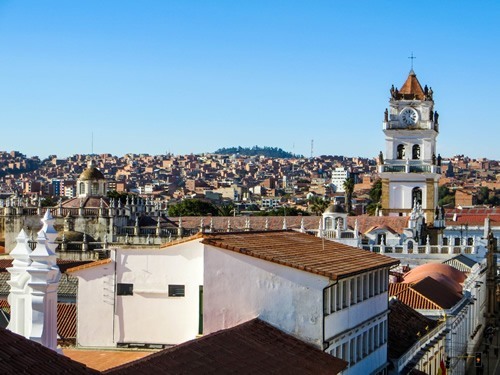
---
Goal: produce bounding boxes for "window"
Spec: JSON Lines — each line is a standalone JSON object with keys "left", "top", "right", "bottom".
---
{"left": 350, "top": 278, "right": 355, "bottom": 305}
{"left": 397, "top": 144, "right": 405, "bottom": 159}
{"left": 412, "top": 187, "right": 422, "bottom": 206}
{"left": 168, "top": 284, "right": 185, "bottom": 297}
{"left": 412, "top": 145, "right": 420, "bottom": 160}
{"left": 117, "top": 283, "right": 133, "bottom": 296}
{"left": 342, "top": 281, "right": 348, "bottom": 308}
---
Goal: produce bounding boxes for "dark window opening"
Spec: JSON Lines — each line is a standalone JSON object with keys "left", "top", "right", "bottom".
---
{"left": 169, "top": 284, "right": 185, "bottom": 297}
{"left": 117, "top": 283, "right": 133, "bottom": 296}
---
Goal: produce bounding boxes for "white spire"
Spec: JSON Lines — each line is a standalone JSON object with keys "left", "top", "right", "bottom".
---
{"left": 41, "top": 210, "right": 58, "bottom": 253}
{"left": 27, "top": 226, "right": 61, "bottom": 350}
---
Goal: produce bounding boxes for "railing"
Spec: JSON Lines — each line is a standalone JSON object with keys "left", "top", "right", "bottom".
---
{"left": 383, "top": 120, "right": 435, "bottom": 131}
{"left": 362, "top": 244, "right": 475, "bottom": 255}
{"left": 394, "top": 323, "right": 446, "bottom": 372}
{"left": 380, "top": 164, "right": 441, "bottom": 174}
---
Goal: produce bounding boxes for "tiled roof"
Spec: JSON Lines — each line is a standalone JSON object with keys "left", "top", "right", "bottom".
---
{"left": 411, "top": 277, "right": 462, "bottom": 309}
{"left": 391, "top": 277, "right": 462, "bottom": 310}
{"left": 397, "top": 71, "right": 426, "bottom": 100}
{"left": 63, "top": 350, "right": 153, "bottom": 372}
{"left": 61, "top": 196, "right": 109, "bottom": 209}
{"left": 0, "top": 300, "right": 76, "bottom": 340}
{"left": 0, "top": 259, "right": 12, "bottom": 271}
{"left": 389, "top": 282, "right": 413, "bottom": 297}
{"left": 159, "top": 232, "right": 203, "bottom": 249}
{"left": 201, "top": 231, "right": 399, "bottom": 280}
{"left": 353, "top": 216, "right": 409, "bottom": 235}
{"left": 104, "top": 319, "right": 348, "bottom": 375}
{"left": 67, "top": 258, "right": 112, "bottom": 273}
{"left": 0, "top": 326, "right": 99, "bottom": 374}
{"left": 403, "top": 263, "right": 466, "bottom": 294}
{"left": 165, "top": 215, "right": 411, "bottom": 235}
{"left": 445, "top": 207, "right": 500, "bottom": 226}
{"left": 0, "top": 259, "right": 92, "bottom": 273}
{"left": 388, "top": 299, "right": 438, "bottom": 359}
{"left": 0, "top": 271, "right": 79, "bottom": 300}
{"left": 57, "top": 303, "right": 77, "bottom": 339}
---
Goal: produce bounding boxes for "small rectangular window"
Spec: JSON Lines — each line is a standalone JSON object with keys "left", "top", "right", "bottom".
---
{"left": 117, "top": 283, "right": 133, "bottom": 296}
{"left": 168, "top": 284, "right": 185, "bottom": 297}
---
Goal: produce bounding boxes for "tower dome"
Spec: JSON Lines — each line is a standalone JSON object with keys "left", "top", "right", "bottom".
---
{"left": 79, "top": 159, "right": 105, "bottom": 181}
{"left": 77, "top": 159, "right": 107, "bottom": 198}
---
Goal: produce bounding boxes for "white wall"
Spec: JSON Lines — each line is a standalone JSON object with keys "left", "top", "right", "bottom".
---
{"left": 203, "top": 245, "right": 329, "bottom": 348}
{"left": 74, "top": 263, "right": 115, "bottom": 347}
{"left": 114, "top": 241, "right": 204, "bottom": 345}
{"left": 74, "top": 239, "right": 204, "bottom": 347}
{"left": 389, "top": 181, "right": 426, "bottom": 210}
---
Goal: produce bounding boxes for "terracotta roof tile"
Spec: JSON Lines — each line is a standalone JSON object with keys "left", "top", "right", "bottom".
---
{"left": 67, "top": 258, "right": 112, "bottom": 273}
{"left": 389, "top": 282, "right": 413, "bottom": 297}
{"left": 410, "top": 277, "right": 462, "bottom": 309}
{"left": 397, "top": 71, "right": 426, "bottom": 100}
{"left": 390, "top": 277, "right": 462, "bottom": 310}
{"left": 104, "top": 319, "right": 348, "bottom": 375}
{"left": 63, "top": 350, "right": 152, "bottom": 372}
{"left": 0, "top": 300, "right": 76, "bottom": 340}
{"left": 390, "top": 285, "right": 440, "bottom": 310}
{"left": 57, "top": 303, "right": 77, "bottom": 340}
{"left": 202, "top": 231, "right": 399, "bottom": 280}
{"left": 165, "top": 215, "right": 410, "bottom": 236}
{"left": 445, "top": 207, "right": 500, "bottom": 226}
{"left": 388, "top": 299, "right": 438, "bottom": 359}
{"left": 0, "top": 326, "right": 98, "bottom": 374}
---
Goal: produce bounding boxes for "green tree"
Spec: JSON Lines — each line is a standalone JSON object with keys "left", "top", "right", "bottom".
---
{"left": 343, "top": 177, "right": 355, "bottom": 214}
{"left": 437, "top": 185, "right": 455, "bottom": 207}
{"left": 168, "top": 199, "right": 219, "bottom": 216}
{"left": 253, "top": 206, "right": 309, "bottom": 216}
{"left": 217, "top": 203, "right": 235, "bottom": 217}
{"left": 41, "top": 197, "right": 57, "bottom": 207}
{"left": 307, "top": 195, "right": 329, "bottom": 215}
{"left": 366, "top": 179, "right": 382, "bottom": 216}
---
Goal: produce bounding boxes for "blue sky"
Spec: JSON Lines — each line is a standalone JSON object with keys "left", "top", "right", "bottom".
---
{"left": 0, "top": 1, "right": 498, "bottom": 159}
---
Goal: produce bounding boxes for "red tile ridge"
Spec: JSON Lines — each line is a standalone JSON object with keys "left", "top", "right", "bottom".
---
{"left": 159, "top": 232, "right": 203, "bottom": 248}
{"left": 67, "top": 258, "right": 112, "bottom": 273}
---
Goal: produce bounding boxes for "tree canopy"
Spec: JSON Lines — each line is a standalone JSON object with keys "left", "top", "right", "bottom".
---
{"left": 213, "top": 146, "right": 301, "bottom": 158}
{"left": 168, "top": 199, "right": 219, "bottom": 216}
{"left": 366, "top": 179, "right": 382, "bottom": 215}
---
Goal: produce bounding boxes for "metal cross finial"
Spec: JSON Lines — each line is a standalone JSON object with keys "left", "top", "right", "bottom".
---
{"left": 408, "top": 52, "right": 416, "bottom": 70}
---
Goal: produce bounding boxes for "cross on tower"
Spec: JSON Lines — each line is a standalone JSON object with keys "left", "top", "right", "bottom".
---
{"left": 408, "top": 52, "right": 416, "bottom": 70}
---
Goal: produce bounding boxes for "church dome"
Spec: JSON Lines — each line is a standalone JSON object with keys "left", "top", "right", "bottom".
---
{"left": 403, "top": 263, "right": 466, "bottom": 294}
{"left": 79, "top": 160, "right": 105, "bottom": 181}
{"left": 324, "top": 203, "right": 345, "bottom": 214}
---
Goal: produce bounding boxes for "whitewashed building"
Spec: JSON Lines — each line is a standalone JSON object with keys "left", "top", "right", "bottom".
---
{"left": 201, "top": 231, "right": 399, "bottom": 374}
{"left": 69, "top": 236, "right": 204, "bottom": 347}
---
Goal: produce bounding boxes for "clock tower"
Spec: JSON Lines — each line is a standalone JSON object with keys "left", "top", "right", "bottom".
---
{"left": 379, "top": 70, "right": 441, "bottom": 224}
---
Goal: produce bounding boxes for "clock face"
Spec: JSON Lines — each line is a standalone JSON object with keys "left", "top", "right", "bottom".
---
{"left": 400, "top": 108, "right": 418, "bottom": 125}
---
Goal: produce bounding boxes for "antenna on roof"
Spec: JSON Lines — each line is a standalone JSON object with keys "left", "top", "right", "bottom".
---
{"left": 310, "top": 139, "right": 314, "bottom": 159}
{"left": 408, "top": 52, "right": 416, "bottom": 71}
{"left": 91, "top": 132, "right": 94, "bottom": 155}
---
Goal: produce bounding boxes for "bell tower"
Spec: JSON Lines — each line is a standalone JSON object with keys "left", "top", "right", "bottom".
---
{"left": 378, "top": 70, "right": 441, "bottom": 224}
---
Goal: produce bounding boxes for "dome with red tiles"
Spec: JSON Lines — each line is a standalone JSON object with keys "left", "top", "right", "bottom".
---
{"left": 402, "top": 263, "right": 466, "bottom": 294}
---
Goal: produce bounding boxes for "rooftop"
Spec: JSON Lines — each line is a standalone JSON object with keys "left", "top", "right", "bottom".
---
{"left": 201, "top": 230, "right": 399, "bottom": 280}
{"left": 103, "top": 319, "right": 348, "bottom": 375}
